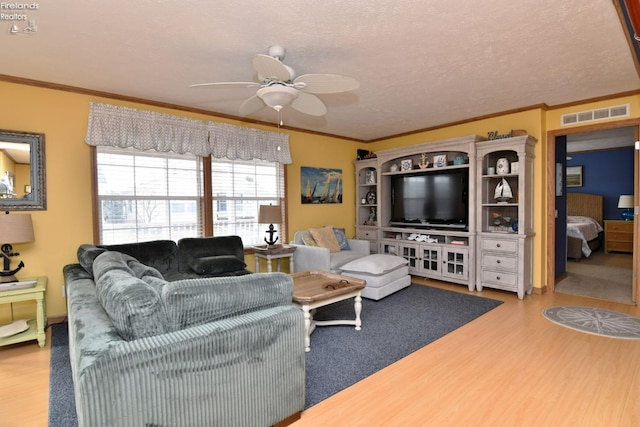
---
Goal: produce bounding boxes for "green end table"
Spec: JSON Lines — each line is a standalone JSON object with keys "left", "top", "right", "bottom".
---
{"left": 0, "top": 276, "right": 47, "bottom": 348}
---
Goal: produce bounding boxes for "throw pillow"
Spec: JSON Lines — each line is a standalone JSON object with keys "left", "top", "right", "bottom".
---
{"left": 332, "top": 227, "right": 351, "bottom": 250}
{"left": 301, "top": 231, "right": 318, "bottom": 247}
{"left": 309, "top": 226, "right": 341, "bottom": 253}
{"left": 340, "top": 254, "right": 408, "bottom": 275}
{"left": 188, "top": 255, "right": 247, "bottom": 275}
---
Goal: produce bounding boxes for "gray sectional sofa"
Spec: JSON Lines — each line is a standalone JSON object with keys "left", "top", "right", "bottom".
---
{"left": 63, "top": 237, "right": 305, "bottom": 427}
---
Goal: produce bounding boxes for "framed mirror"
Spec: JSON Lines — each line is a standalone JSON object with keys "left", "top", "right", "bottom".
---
{"left": 0, "top": 129, "right": 46, "bottom": 210}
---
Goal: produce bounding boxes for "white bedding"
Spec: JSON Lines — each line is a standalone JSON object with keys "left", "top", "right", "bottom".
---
{"left": 567, "top": 215, "right": 603, "bottom": 257}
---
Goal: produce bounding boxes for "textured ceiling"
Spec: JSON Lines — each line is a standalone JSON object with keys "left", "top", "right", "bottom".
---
{"left": 1, "top": 0, "right": 638, "bottom": 141}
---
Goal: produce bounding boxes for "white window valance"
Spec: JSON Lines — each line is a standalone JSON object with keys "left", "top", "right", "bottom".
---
{"left": 85, "top": 102, "right": 292, "bottom": 164}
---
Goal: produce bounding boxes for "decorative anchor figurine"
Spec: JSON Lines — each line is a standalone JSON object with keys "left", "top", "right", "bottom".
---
{"left": 0, "top": 244, "right": 25, "bottom": 282}
{"left": 264, "top": 224, "right": 279, "bottom": 246}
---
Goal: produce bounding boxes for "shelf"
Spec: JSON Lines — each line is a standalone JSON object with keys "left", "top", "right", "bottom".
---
{"left": 482, "top": 174, "right": 518, "bottom": 179}
{"left": 382, "top": 163, "right": 468, "bottom": 175}
{"left": 476, "top": 135, "right": 536, "bottom": 299}
{"left": 0, "top": 319, "right": 37, "bottom": 346}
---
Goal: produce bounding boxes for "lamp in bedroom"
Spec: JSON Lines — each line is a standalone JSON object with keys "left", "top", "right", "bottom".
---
{"left": 258, "top": 204, "right": 282, "bottom": 246}
{"left": 618, "top": 195, "right": 634, "bottom": 221}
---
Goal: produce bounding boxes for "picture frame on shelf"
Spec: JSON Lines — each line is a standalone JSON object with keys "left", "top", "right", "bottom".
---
{"left": 433, "top": 154, "right": 447, "bottom": 168}
{"left": 566, "top": 165, "right": 583, "bottom": 187}
{"left": 400, "top": 159, "right": 413, "bottom": 171}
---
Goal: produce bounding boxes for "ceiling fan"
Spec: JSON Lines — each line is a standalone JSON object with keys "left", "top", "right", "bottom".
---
{"left": 190, "top": 45, "right": 359, "bottom": 117}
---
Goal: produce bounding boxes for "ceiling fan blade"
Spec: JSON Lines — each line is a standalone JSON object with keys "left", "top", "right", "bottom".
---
{"left": 294, "top": 74, "right": 359, "bottom": 94}
{"left": 239, "top": 95, "right": 265, "bottom": 115}
{"left": 252, "top": 54, "right": 293, "bottom": 81}
{"left": 291, "top": 92, "right": 327, "bottom": 116}
{"left": 189, "top": 82, "right": 260, "bottom": 89}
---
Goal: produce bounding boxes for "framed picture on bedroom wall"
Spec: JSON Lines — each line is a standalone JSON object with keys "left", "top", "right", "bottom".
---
{"left": 566, "top": 165, "right": 583, "bottom": 187}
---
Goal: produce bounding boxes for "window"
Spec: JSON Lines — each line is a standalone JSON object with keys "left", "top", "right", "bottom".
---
{"left": 95, "top": 146, "right": 286, "bottom": 246}
{"left": 211, "top": 158, "right": 284, "bottom": 245}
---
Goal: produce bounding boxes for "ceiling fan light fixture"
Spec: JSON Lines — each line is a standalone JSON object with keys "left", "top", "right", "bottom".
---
{"left": 257, "top": 86, "right": 298, "bottom": 111}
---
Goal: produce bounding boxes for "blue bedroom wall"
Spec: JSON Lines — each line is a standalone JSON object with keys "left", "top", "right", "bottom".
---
{"left": 566, "top": 147, "right": 634, "bottom": 220}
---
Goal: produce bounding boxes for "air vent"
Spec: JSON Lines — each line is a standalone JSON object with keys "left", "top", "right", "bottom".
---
{"left": 561, "top": 104, "right": 629, "bottom": 126}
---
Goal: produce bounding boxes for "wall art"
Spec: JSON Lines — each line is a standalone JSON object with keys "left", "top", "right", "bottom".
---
{"left": 301, "top": 166, "right": 343, "bottom": 204}
{"left": 566, "top": 165, "right": 583, "bottom": 187}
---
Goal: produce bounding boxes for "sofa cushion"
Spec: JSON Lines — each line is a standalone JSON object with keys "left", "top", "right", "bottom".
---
{"left": 99, "top": 240, "right": 179, "bottom": 276}
{"left": 309, "top": 226, "right": 341, "bottom": 253}
{"left": 188, "top": 255, "right": 247, "bottom": 275}
{"left": 77, "top": 244, "right": 108, "bottom": 275}
{"left": 93, "top": 251, "right": 168, "bottom": 340}
{"left": 162, "top": 272, "right": 293, "bottom": 330}
{"left": 340, "top": 254, "right": 409, "bottom": 276}
{"left": 332, "top": 227, "right": 351, "bottom": 250}
{"left": 330, "top": 250, "right": 369, "bottom": 271}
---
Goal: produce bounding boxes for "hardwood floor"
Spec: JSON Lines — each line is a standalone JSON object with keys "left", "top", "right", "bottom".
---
{"left": 2, "top": 279, "right": 639, "bottom": 427}
{"left": 0, "top": 327, "right": 51, "bottom": 427}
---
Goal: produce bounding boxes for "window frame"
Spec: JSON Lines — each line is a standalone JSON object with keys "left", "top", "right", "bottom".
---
{"left": 91, "top": 146, "right": 288, "bottom": 248}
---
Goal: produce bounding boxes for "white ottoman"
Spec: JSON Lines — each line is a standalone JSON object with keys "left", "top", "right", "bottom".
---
{"left": 339, "top": 254, "right": 411, "bottom": 300}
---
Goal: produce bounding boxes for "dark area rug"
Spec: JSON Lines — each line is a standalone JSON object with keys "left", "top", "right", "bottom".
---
{"left": 48, "top": 284, "right": 502, "bottom": 425}
{"left": 48, "top": 322, "right": 77, "bottom": 427}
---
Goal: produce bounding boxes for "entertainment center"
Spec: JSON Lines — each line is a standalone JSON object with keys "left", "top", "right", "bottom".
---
{"left": 355, "top": 133, "right": 536, "bottom": 298}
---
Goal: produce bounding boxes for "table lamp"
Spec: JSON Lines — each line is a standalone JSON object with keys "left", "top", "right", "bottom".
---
{"left": 258, "top": 204, "right": 282, "bottom": 246}
{"left": 618, "top": 195, "right": 634, "bottom": 221}
{"left": 0, "top": 211, "right": 35, "bottom": 282}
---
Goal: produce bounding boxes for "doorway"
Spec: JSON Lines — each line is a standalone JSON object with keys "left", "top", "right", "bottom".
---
{"left": 547, "top": 120, "right": 639, "bottom": 304}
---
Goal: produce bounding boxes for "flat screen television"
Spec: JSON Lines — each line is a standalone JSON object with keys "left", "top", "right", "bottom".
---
{"left": 390, "top": 169, "right": 468, "bottom": 229}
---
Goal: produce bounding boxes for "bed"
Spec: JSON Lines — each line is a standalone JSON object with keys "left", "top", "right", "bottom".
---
{"left": 566, "top": 193, "right": 604, "bottom": 261}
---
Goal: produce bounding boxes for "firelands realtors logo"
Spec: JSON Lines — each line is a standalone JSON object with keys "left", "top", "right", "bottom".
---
{"left": 1, "top": 2, "right": 39, "bottom": 34}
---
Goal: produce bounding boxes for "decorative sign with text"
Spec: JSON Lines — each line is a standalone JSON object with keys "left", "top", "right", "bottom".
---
{"left": 2, "top": 2, "right": 40, "bottom": 34}
{"left": 487, "top": 129, "right": 527, "bottom": 140}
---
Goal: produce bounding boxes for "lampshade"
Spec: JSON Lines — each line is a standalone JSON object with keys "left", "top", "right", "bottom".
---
{"left": 0, "top": 212, "right": 34, "bottom": 243}
{"left": 618, "top": 195, "right": 634, "bottom": 209}
{"left": 259, "top": 205, "right": 282, "bottom": 224}
{"left": 257, "top": 86, "right": 298, "bottom": 111}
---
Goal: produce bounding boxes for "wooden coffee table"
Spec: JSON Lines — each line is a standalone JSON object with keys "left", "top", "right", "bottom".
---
{"left": 291, "top": 270, "right": 366, "bottom": 352}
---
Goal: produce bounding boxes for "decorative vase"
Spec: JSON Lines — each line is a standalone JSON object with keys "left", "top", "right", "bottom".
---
{"left": 496, "top": 158, "right": 510, "bottom": 175}
{"left": 390, "top": 163, "right": 399, "bottom": 172}
{"left": 512, "top": 220, "right": 519, "bottom": 232}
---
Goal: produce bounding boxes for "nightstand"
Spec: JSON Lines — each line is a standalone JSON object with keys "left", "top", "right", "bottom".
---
{"left": 0, "top": 276, "right": 47, "bottom": 347}
{"left": 604, "top": 220, "right": 634, "bottom": 253}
